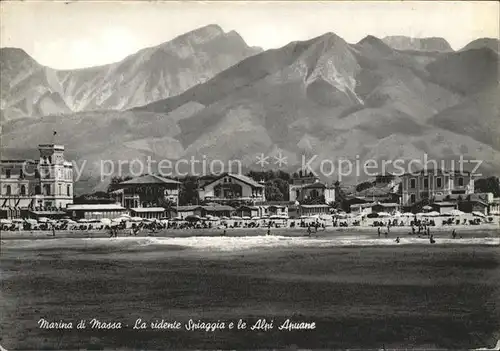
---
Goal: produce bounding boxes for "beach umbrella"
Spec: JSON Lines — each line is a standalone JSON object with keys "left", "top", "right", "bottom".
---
{"left": 415, "top": 212, "right": 425, "bottom": 216}
{"left": 130, "top": 216, "right": 143, "bottom": 222}
{"left": 472, "top": 211, "right": 486, "bottom": 218}
{"left": 38, "top": 217, "right": 49, "bottom": 223}
{"left": 392, "top": 211, "right": 402, "bottom": 217}
{"left": 77, "top": 218, "right": 89, "bottom": 223}
{"left": 24, "top": 218, "right": 38, "bottom": 225}
{"left": 448, "top": 209, "right": 465, "bottom": 216}
{"left": 100, "top": 218, "right": 112, "bottom": 225}
{"left": 220, "top": 216, "right": 229, "bottom": 220}
{"left": 242, "top": 216, "right": 252, "bottom": 220}
{"left": 402, "top": 212, "right": 414, "bottom": 216}
{"left": 425, "top": 211, "right": 440, "bottom": 217}
{"left": 0, "top": 219, "right": 12, "bottom": 224}
{"left": 230, "top": 216, "right": 242, "bottom": 220}
{"left": 251, "top": 216, "right": 261, "bottom": 220}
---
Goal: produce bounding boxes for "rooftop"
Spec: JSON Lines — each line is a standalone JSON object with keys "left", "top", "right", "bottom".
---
{"left": 119, "top": 174, "right": 181, "bottom": 185}
{"left": 67, "top": 204, "right": 126, "bottom": 211}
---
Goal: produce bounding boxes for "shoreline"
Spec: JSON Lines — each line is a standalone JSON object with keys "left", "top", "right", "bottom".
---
{"left": 1, "top": 223, "right": 498, "bottom": 241}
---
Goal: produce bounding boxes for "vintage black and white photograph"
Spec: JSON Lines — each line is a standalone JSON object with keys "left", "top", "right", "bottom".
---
{"left": 0, "top": 1, "right": 499, "bottom": 350}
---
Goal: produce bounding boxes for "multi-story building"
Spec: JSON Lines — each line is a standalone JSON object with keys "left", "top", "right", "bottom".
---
{"left": 401, "top": 169, "right": 475, "bottom": 207}
{"left": 0, "top": 144, "right": 74, "bottom": 219}
{"left": 198, "top": 173, "right": 266, "bottom": 205}
{"left": 111, "top": 174, "right": 181, "bottom": 218}
{"left": 289, "top": 175, "right": 335, "bottom": 204}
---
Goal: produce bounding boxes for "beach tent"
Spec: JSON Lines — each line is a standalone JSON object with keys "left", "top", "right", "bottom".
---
{"left": 425, "top": 211, "right": 440, "bottom": 217}
{"left": 251, "top": 216, "right": 261, "bottom": 220}
{"left": 449, "top": 209, "right": 465, "bottom": 216}
{"left": 230, "top": 216, "right": 242, "bottom": 220}
{"left": 220, "top": 216, "right": 229, "bottom": 220}
{"left": 100, "top": 218, "right": 112, "bottom": 226}
{"left": 242, "top": 216, "right": 252, "bottom": 220}
{"left": 0, "top": 219, "right": 12, "bottom": 224}
{"left": 38, "top": 217, "right": 50, "bottom": 223}
{"left": 402, "top": 212, "right": 414, "bottom": 216}
{"left": 392, "top": 211, "right": 402, "bottom": 217}
{"left": 130, "top": 217, "right": 143, "bottom": 222}
{"left": 377, "top": 212, "right": 391, "bottom": 217}
{"left": 77, "top": 218, "right": 89, "bottom": 223}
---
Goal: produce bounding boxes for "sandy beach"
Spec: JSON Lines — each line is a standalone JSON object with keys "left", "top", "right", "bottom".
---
{"left": 1, "top": 231, "right": 500, "bottom": 350}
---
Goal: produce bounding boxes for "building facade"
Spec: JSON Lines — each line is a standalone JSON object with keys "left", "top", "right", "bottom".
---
{"left": 112, "top": 174, "right": 180, "bottom": 217}
{"left": 289, "top": 175, "right": 335, "bottom": 204}
{"left": 401, "top": 169, "right": 475, "bottom": 207}
{"left": 198, "top": 173, "right": 265, "bottom": 205}
{"left": 0, "top": 144, "right": 74, "bottom": 218}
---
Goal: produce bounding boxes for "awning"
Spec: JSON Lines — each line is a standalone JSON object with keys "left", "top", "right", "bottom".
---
{"left": 29, "top": 210, "right": 66, "bottom": 216}
{"left": 130, "top": 207, "right": 166, "bottom": 213}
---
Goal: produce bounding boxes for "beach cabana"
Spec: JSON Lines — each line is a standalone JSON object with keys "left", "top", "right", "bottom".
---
{"left": 448, "top": 209, "right": 465, "bottom": 216}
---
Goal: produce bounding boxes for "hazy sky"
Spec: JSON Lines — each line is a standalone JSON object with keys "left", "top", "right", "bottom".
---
{"left": 1, "top": 1, "right": 498, "bottom": 69}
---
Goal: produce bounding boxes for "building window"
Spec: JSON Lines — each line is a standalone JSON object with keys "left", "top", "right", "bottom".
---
{"left": 44, "top": 184, "right": 51, "bottom": 195}
{"left": 410, "top": 178, "right": 416, "bottom": 189}
{"left": 5, "top": 169, "right": 11, "bottom": 178}
{"left": 20, "top": 185, "right": 26, "bottom": 195}
{"left": 67, "top": 185, "right": 71, "bottom": 196}
{"left": 35, "top": 170, "right": 40, "bottom": 179}
{"left": 424, "top": 178, "right": 429, "bottom": 189}
{"left": 5, "top": 185, "right": 11, "bottom": 195}
{"left": 19, "top": 169, "right": 24, "bottom": 179}
{"left": 58, "top": 184, "right": 62, "bottom": 195}
{"left": 458, "top": 177, "right": 464, "bottom": 186}
{"left": 35, "top": 186, "right": 41, "bottom": 195}
{"left": 48, "top": 156, "right": 52, "bottom": 164}
{"left": 410, "top": 194, "right": 416, "bottom": 204}
{"left": 436, "top": 177, "right": 442, "bottom": 188}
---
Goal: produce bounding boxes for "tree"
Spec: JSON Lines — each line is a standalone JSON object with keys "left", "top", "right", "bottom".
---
{"left": 178, "top": 176, "right": 199, "bottom": 205}
{"left": 356, "top": 181, "right": 373, "bottom": 192}
{"left": 265, "top": 181, "right": 284, "bottom": 201}
{"left": 475, "top": 176, "right": 500, "bottom": 197}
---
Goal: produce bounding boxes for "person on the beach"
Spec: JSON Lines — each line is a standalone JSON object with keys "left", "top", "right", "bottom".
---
{"left": 387, "top": 222, "right": 391, "bottom": 233}
{"left": 427, "top": 227, "right": 430, "bottom": 236}
{"left": 411, "top": 226, "right": 415, "bottom": 235}
{"left": 307, "top": 225, "right": 312, "bottom": 237}
{"left": 384, "top": 231, "right": 388, "bottom": 238}
{"left": 267, "top": 227, "right": 271, "bottom": 236}
{"left": 452, "top": 229, "right": 457, "bottom": 239}
{"left": 430, "top": 234, "right": 436, "bottom": 244}
{"left": 395, "top": 236, "right": 400, "bottom": 243}
{"left": 52, "top": 225, "right": 56, "bottom": 237}
{"left": 377, "top": 227, "right": 381, "bottom": 238}
{"left": 223, "top": 228, "right": 226, "bottom": 236}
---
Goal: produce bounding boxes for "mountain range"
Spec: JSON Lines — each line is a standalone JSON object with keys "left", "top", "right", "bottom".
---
{"left": 0, "top": 24, "right": 261, "bottom": 121}
{"left": 1, "top": 25, "right": 499, "bottom": 194}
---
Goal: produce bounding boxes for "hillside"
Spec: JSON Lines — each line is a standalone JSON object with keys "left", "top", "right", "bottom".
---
{"left": 382, "top": 36, "right": 453, "bottom": 52}
{"left": 0, "top": 24, "right": 261, "bottom": 121}
{"left": 2, "top": 33, "right": 499, "bottom": 194}
{"left": 460, "top": 38, "right": 499, "bottom": 53}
